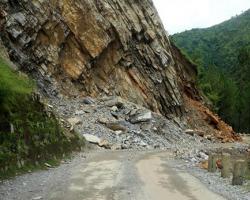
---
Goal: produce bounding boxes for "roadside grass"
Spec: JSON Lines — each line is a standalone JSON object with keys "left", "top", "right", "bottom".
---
{"left": 0, "top": 57, "right": 84, "bottom": 180}
{"left": 0, "top": 153, "right": 74, "bottom": 180}
{"left": 0, "top": 58, "right": 34, "bottom": 106}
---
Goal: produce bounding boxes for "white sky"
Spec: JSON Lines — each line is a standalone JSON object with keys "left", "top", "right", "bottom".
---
{"left": 153, "top": 0, "right": 250, "bottom": 34}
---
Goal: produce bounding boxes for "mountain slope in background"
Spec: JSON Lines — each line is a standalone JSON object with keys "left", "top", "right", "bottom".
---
{"left": 172, "top": 9, "right": 250, "bottom": 71}
{"left": 172, "top": 9, "right": 250, "bottom": 133}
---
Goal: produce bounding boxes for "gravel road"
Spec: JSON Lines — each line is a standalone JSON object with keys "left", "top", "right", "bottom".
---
{"left": 0, "top": 150, "right": 230, "bottom": 200}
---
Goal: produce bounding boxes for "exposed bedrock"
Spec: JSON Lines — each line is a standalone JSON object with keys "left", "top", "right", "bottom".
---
{"left": 0, "top": 0, "right": 198, "bottom": 117}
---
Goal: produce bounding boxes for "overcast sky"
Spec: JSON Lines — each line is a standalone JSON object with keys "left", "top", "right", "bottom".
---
{"left": 153, "top": 0, "right": 250, "bottom": 34}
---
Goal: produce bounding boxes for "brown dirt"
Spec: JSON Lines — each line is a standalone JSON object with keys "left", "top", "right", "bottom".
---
{"left": 184, "top": 95, "right": 242, "bottom": 142}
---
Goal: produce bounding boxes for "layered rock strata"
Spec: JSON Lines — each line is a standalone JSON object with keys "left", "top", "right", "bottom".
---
{"left": 0, "top": 0, "right": 198, "bottom": 117}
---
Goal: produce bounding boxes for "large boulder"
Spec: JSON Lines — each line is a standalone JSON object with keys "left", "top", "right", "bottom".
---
{"left": 129, "top": 109, "right": 152, "bottom": 124}
{"left": 83, "top": 134, "right": 101, "bottom": 144}
{"left": 67, "top": 117, "right": 82, "bottom": 131}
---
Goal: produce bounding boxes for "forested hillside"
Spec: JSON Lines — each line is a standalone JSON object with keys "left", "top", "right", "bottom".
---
{"left": 172, "top": 9, "right": 250, "bottom": 132}
{"left": 172, "top": 9, "right": 250, "bottom": 70}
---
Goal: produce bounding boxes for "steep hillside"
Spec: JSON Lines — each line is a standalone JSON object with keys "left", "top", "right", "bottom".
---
{"left": 172, "top": 9, "right": 250, "bottom": 132}
{"left": 0, "top": 0, "right": 240, "bottom": 146}
{"left": 172, "top": 9, "right": 250, "bottom": 71}
{"left": 0, "top": 0, "right": 198, "bottom": 117}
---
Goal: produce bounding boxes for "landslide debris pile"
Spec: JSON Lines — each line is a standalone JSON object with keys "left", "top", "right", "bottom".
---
{"left": 184, "top": 96, "right": 241, "bottom": 143}
{"left": 51, "top": 96, "right": 210, "bottom": 150}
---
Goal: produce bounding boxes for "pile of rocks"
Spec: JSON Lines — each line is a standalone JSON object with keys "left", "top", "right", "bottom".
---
{"left": 50, "top": 96, "right": 211, "bottom": 151}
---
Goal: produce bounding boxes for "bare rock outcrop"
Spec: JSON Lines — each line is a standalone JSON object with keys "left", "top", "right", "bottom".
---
{"left": 0, "top": 0, "right": 198, "bottom": 117}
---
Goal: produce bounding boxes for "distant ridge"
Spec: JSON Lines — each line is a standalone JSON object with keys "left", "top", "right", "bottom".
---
{"left": 172, "top": 9, "right": 250, "bottom": 71}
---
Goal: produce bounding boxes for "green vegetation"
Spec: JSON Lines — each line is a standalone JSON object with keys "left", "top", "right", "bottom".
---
{"left": 171, "top": 9, "right": 250, "bottom": 71}
{"left": 0, "top": 57, "right": 84, "bottom": 179}
{"left": 172, "top": 9, "right": 250, "bottom": 133}
{"left": 0, "top": 60, "right": 34, "bottom": 107}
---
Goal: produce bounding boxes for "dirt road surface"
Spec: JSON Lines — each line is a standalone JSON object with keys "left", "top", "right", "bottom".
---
{"left": 0, "top": 151, "right": 226, "bottom": 200}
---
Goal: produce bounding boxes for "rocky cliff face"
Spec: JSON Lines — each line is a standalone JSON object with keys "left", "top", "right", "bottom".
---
{"left": 0, "top": 0, "right": 198, "bottom": 117}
